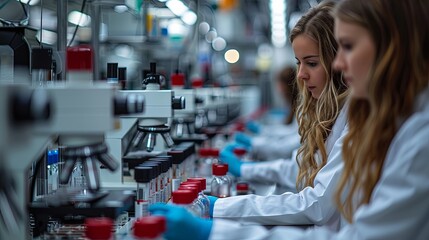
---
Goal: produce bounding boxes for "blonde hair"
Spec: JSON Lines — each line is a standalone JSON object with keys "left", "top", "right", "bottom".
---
{"left": 290, "top": 0, "right": 348, "bottom": 190}
{"left": 334, "top": 0, "right": 429, "bottom": 222}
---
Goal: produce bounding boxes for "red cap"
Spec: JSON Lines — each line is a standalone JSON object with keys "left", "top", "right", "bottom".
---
{"left": 211, "top": 149, "right": 220, "bottom": 157}
{"left": 85, "top": 217, "right": 113, "bottom": 240}
{"left": 191, "top": 78, "right": 203, "bottom": 88}
{"left": 212, "top": 163, "right": 228, "bottom": 176}
{"left": 133, "top": 216, "right": 166, "bottom": 238}
{"left": 233, "top": 147, "right": 247, "bottom": 157}
{"left": 178, "top": 185, "right": 199, "bottom": 198}
{"left": 236, "top": 182, "right": 249, "bottom": 191}
{"left": 181, "top": 181, "right": 202, "bottom": 192}
{"left": 172, "top": 190, "right": 195, "bottom": 204}
{"left": 187, "top": 177, "right": 207, "bottom": 191}
{"left": 199, "top": 148, "right": 212, "bottom": 157}
{"left": 171, "top": 72, "right": 185, "bottom": 86}
{"left": 234, "top": 122, "right": 245, "bottom": 132}
{"left": 67, "top": 45, "right": 93, "bottom": 71}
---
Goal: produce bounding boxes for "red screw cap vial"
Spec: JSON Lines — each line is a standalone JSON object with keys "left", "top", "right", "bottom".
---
{"left": 133, "top": 216, "right": 166, "bottom": 239}
{"left": 172, "top": 190, "right": 195, "bottom": 204}
{"left": 191, "top": 78, "right": 203, "bottom": 88}
{"left": 212, "top": 163, "right": 228, "bottom": 176}
{"left": 171, "top": 72, "right": 185, "bottom": 86}
{"left": 85, "top": 217, "right": 113, "bottom": 240}
{"left": 187, "top": 177, "right": 207, "bottom": 191}
{"left": 210, "top": 148, "right": 220, "bottom": 157}
{"left": 199, "top": 148, "right": 212, "bottom": 157}
{"left": 67, "top": 45, "right": 93, "bottom": 71}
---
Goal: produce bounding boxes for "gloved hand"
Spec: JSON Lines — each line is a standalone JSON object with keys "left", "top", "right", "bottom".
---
{"left": 223, "top": 142, "right": 250, "bottom": 152}
{"left": 207, "top": 195, "right": 218, "bottom": 218}
{"left": 219, "top": 146, "right": 243, "bottom": 177}
{"left": 246, "top": 121, "right": 261, "bottom": 134}
{"left": 234, "top": 132, "right": 252, "bottom": 148}
{"left": 149, "top": 203, "right": 213, "bottom": 240}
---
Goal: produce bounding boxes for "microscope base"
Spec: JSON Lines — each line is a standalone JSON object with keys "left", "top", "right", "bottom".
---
{"left": 29, "top": 190, "right": 134, "bottom": 237}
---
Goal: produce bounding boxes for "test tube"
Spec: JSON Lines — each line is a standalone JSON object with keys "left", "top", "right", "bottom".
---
{"left": 149, "top": 158, "right": 170, "bottom": 203}
{"left": 140, "top": 162, "right": 162, "bottom": 203}
{"left": 134, "top": 166, "right": 153, "bottom": 217}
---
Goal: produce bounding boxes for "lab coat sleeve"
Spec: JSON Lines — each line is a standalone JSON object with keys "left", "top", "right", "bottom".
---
{"left": 240, "top": 155, "right": 298, "bottom": 189}
{"left": 251, "top": 132, "right": 301, "bottom": 160}
{"left": 209, "top": 219, "right": 308, "bottom": 240}
{"left": 209, "top": 219, "right": 359, "bottom": 240}
{"left": 211, "top": 104, "right": 429, "bottom": 240}
{"left": 214, "top": 129, "right": 346, "bottom": 226}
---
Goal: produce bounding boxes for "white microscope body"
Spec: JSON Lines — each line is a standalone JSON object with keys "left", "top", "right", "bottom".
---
{"left": 103, "top": 63, "right": 185, "bottom": 189}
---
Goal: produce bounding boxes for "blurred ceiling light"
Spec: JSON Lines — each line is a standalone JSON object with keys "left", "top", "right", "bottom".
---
{"left": 205, "top": 29, "right": 217, "bottom": 43}
{"left": 199, "top": 22, "right": 210, "bottom": 35}
{"left": 36, "top": 29, "right": 57, "bottom": 45}
{"left": 270, "top": 0, "right": 286, "bottom": 48}
{"left": 168, "top": 19, "right": 187, "bottom": 36}
{"left": 166, "top": 0, "right": 188, "bottom": 16}
{"left": 212, "top": 37, "right": 227, "bottom": 51}
{"left": 181, "top": 10, "right": 197, "bottom": 25}
{"left": 151, "top": 8, "right": 175, "bottom": 18}
{"left": 18, "top": 0, "right": 40, "bottom": 5}
{"left": 115, "top": 44, "right": 134, "bottom": 58}
{"left": 68, "top": 11, "right": 91, "bottom": 27}
{"left": 114, "top": 5, "right": 128, "bottom": 13}
{"left": 224, "top": 49, "right": 239, "bottom": 64}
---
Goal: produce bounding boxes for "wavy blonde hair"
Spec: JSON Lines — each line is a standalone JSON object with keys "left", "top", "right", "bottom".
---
{"left": 334, "top": 0, "right": 429, "bottom": 223}
{"left": 290, "top": 1, "right": 348, "bottom": 190}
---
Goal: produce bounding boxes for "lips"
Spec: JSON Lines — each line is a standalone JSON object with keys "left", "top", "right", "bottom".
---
{"left": 307, "top": 86, "right": 316, "bottom": 91}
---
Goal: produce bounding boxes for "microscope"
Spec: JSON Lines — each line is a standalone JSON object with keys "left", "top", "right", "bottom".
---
{"left": 27, "top": 46, "right": 145, "bottom": 238}
{"left": 102, "top": 62, "right": 185, "bottom": 189}
{"left": 0, "top": 84, "right": 51, "bottom": 240}
{"left": 170, "top": 71, "right": 208, "bottom": 146}
{"left": 129, "top": 63, "right": 184, "bottom": 152}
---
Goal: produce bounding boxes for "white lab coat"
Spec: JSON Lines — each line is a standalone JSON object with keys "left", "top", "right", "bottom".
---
{"left": 209, "top": 88, "right": 429, "bottom": 240}
{"left": 258, "top": 118, "right": 299, "bottom": 137}
{"left": 251, "top": 120, "right": 301, "bottom": 160}
{"left": 213, "top": 103, "right": 349, "bottom": 230}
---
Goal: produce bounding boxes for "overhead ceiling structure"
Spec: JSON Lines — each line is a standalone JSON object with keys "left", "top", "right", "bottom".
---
{"left": 0, "top": 0, "right": 321, "bottom": 47}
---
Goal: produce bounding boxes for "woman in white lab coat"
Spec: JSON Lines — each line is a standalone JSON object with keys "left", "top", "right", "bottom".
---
{"left": 213, "top": 0, "right": 349, "bottom": 229}
{"left": 237, "top": 66, "right": 301, "bottom": 160}
{"left": 150, "top": 1, "right": 429, "bottom": 240}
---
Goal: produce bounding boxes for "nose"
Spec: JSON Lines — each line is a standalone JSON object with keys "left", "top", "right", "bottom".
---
{"left": 333, "top": 51, "right": 345, "bottom": 72}
{"left": 297, "top": 65, "right": 308, "bottom": 81}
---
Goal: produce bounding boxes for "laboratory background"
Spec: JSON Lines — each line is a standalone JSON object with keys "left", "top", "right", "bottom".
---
{"left": 1, "top": 0, "right": 326, "bottom": 239}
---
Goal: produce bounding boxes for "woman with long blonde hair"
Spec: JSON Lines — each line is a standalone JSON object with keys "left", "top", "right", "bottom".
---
{"left": 201, "top": 0, "right": 350, "bottom": 229}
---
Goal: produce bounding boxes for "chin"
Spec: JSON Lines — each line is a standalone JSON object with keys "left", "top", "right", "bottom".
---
{"left": 312, "top": 93, "right": 321, "bottom": 100}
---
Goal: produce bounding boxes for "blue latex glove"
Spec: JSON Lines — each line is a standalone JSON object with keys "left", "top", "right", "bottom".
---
{"left": 234, "top": 132, "right": 252, "bottom": 148}
{"left": 207, "top": 195, "right": 218, "bottom": 218}
{"left": 149, "top": 203, "right": 213, "bottom": 240}
{"left": 223, "top": 142, "right": 250, "bottom": 152}
{"left": 246, "top": 121, "right": 261, "bottom": 134}
{"left": 219, "top": 147, "right": 243, "bottom": 177}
